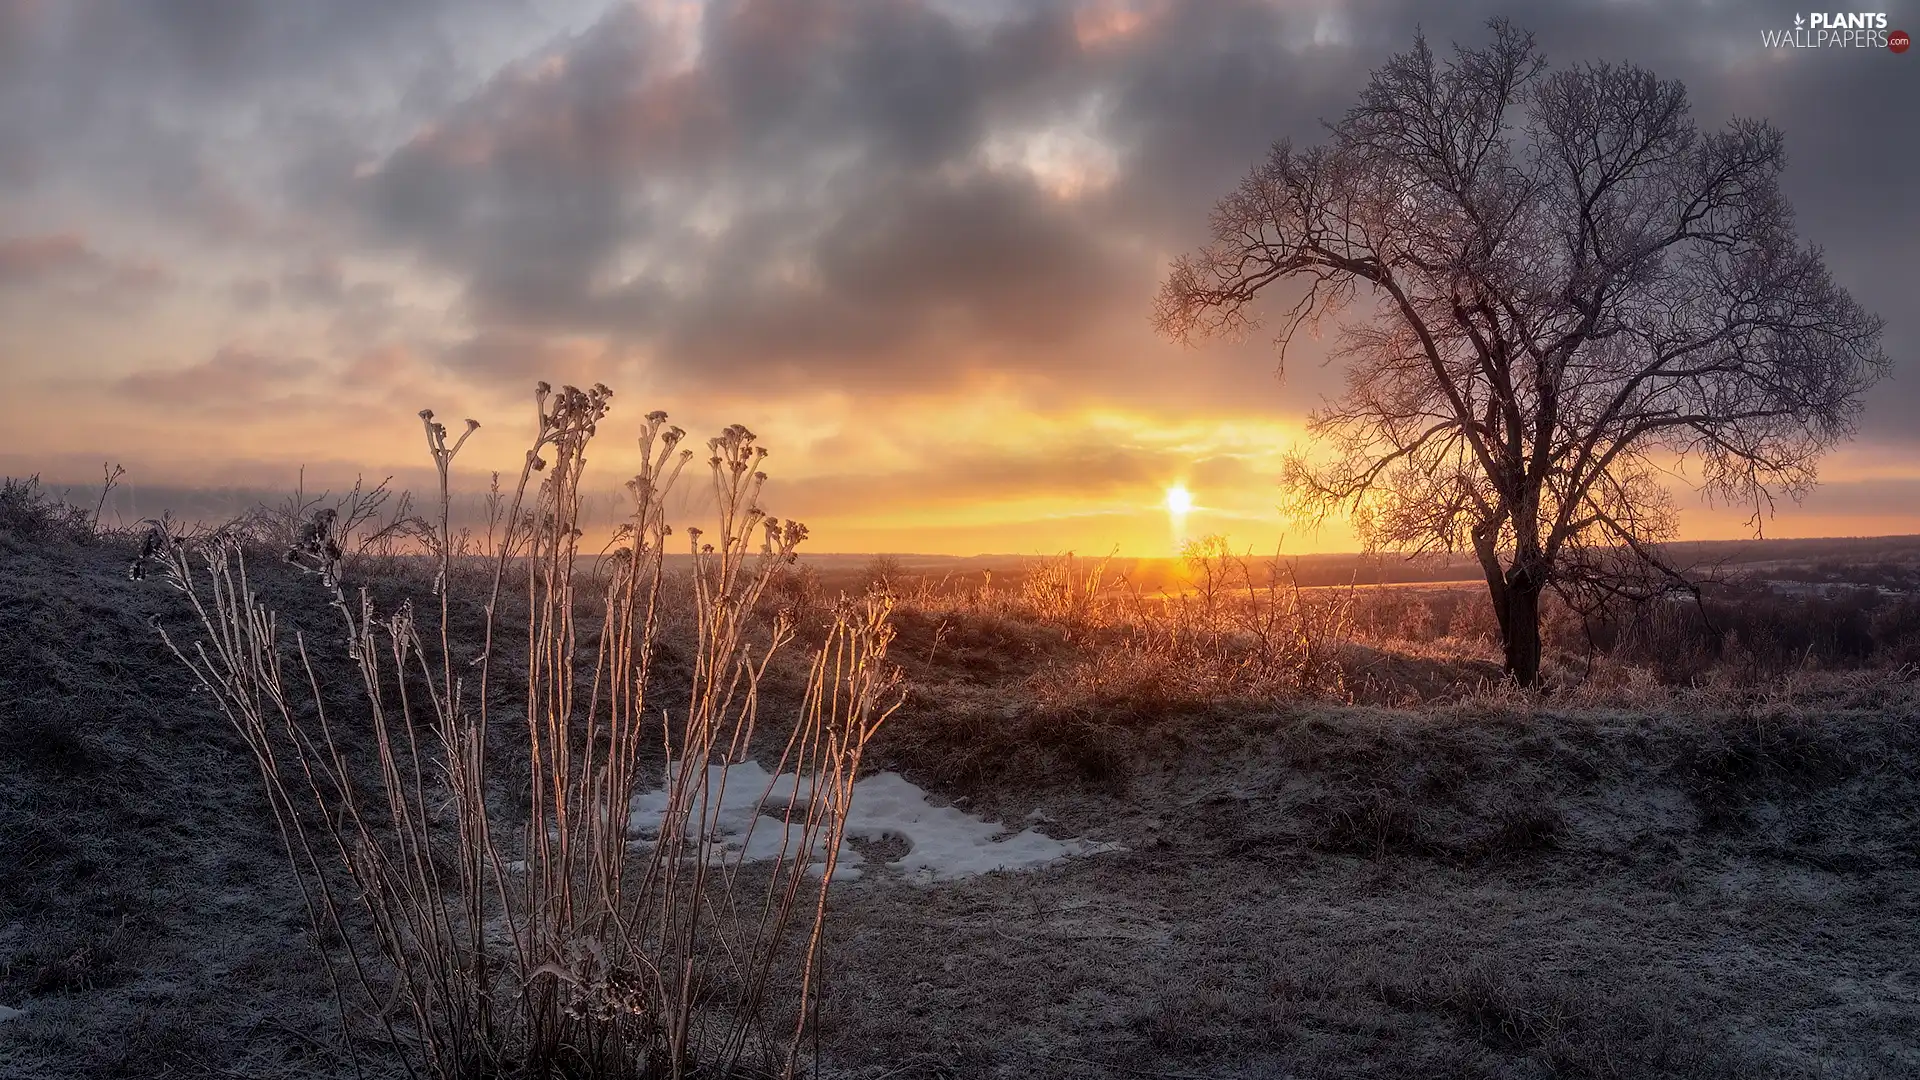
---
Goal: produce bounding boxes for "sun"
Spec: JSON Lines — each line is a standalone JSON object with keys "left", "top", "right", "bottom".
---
{"left": 1165, "top": 484, "right": 1193, "bottom": 516}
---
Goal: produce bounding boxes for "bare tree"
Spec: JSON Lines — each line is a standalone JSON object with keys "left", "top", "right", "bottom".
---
{"left": 1155, "top": 20, "right": 1888, "bottom": 686}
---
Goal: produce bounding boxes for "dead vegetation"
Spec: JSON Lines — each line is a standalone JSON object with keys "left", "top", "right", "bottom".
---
{"left": 4, "top": 464, "right": 1920, "bottom": 1078}
{"left": 127, "top": 389, "right": 908, "bottom": 1080}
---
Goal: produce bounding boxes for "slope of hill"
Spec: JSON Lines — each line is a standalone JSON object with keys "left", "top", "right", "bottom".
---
{"left": 3, "top": 496, "right": 1919, "bottom": 1078}
{"left": 0, "top": 519, "right": 362, "bottom": 1078}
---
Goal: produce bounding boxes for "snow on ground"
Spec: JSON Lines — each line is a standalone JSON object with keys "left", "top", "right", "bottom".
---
{"left": 625, "top": 760, "right": 1121, "bottom": 883}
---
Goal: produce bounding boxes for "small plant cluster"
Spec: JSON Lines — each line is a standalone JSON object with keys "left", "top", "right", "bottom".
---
{"left": 0, "top": 475, "right": 101, "bottom": 544}
{"left": 1340, "top": 576, "right": 1920, "bottom": 688}
{"left": 276, "top": 473, "right": 439, "bottom": 584}
{"left": 143, "top": 382, "right": 902, "bottom": 1079}
{"left": 865, "top": 534, "right": 1920, "bottom": 718}
{"left": 899, "top": 539, "right": 1360, "bottom": 706}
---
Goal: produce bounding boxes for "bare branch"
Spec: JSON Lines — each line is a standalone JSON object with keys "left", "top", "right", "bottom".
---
{"left": 1155, "top": 20, "right": 1888, "bottom": 684}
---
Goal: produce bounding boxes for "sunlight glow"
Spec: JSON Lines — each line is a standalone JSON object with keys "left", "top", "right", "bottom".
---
{"left": 1165, "top": 484, "right": 1192, "bottom": 516}
{"left": 1164, "top": 483, "right": 1193, "bottom": 555}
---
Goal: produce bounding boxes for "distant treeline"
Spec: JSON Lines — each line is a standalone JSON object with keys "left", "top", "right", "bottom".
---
{"left": 793, "top": 534, "right": 1920, "bottom": 594}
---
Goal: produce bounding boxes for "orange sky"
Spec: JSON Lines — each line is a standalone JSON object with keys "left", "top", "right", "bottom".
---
{"left": 0, "top": 1, "right": 1912, "bottom": 556}
{"left": 6, "top": 371, "right": 1915, "bottom": 556}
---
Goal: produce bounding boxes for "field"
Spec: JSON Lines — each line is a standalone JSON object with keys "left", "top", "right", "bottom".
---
{"left": 2, "top": 476, "right": 1920, "bottom": 1079}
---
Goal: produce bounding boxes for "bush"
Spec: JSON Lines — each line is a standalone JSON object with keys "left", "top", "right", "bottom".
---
{"left": 1870, "top": 597, "right": 1920, "bottom": 665}
{"left": 0, "top": 475, "right": 96, "bottom": 545}
{"left": 147, "top": 390, "right": 905, "bottom": 1079}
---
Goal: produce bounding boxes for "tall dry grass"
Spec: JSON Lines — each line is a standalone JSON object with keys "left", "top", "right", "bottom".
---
{"left": 880, "top": 531, "right": 1920, "bottom": 712}
{"left": 902, "top": 538, "right": 1360, "bottom": 704}
{"left": 148, "top": 383, "right": 899, "bottom": 1079}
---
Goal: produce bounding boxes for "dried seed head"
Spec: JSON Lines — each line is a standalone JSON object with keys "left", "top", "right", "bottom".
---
{"left": 418, "top": 408, "right": 435, "bottom": 420}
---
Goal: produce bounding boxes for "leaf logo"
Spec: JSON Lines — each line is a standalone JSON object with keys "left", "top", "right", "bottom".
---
{"left": 1794, "top": 12, "right": 1805, "bottom": 26}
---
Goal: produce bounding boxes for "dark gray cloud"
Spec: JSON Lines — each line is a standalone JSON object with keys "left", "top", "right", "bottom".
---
{"left": 0, "top": 233, "right": 95, "bottom": 287}
{"left": 332, "top": 0, "right": 1913, "bottom": 431}
{"left": 229, "top": 275, "right": 273, "bottom": 312}
{"left": 0, "top": 0, "right": 597, "bottom": 292}
{"left": 116, "top": 346, "right": 314, "bottom": 406}
{"left": 356, "top": 1, "right": 1322, "bottom": 388}
{"left": 1, "top": 0, "right": 1910, "bottom": 453}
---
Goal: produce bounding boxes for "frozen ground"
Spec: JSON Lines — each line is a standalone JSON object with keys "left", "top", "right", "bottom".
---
{"left": 625, "top": 760, "right": 1123, "bottom": 882}
{"left": 4, "top": 536, "right": 1920, "bottom": 1079}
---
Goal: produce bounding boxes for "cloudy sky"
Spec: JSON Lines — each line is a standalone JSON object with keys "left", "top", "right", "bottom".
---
{"left": 0, "top": 0, "right": 1911, "bottom": 555}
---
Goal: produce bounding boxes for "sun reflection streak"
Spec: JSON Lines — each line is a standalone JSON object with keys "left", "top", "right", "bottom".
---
{"left": 1166, "top": 483, "right": 1192, "bottom": 552}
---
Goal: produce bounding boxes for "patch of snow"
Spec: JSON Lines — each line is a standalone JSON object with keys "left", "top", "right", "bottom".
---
{"left": 0, "top": 1004, "right": 24, "bottom": 1025}
{"left": 626, "top": 761, "right": 1121, "bottom": 883}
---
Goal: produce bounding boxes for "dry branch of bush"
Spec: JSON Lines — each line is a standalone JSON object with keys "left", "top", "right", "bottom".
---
{"left": 143, "top": 384, "right": 903, "bottom": 1079}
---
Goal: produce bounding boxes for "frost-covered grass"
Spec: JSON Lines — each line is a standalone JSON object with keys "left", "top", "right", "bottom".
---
{"left": 6, "top": 475, "right": 1920, "bottom": 1079}
{"left": 137, "top": 395, "right": 917, "bottom": 1080}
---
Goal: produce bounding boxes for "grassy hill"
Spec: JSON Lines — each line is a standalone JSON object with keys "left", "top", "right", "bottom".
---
{"left": 3, "top": 482, "right": 1919, "bottom": 1078}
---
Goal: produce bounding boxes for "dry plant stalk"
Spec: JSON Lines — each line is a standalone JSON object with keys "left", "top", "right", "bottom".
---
{"left": 151, "top": 384, "right": 898, "bottom": 1079}
{"left": 1017, "top": 550, "right": 1117, "bottom": 629}
{"left": 997, "top": 542, "right": 1353, "bottom": 701}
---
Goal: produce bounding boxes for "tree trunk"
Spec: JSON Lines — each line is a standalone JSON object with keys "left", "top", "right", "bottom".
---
{"left": 1472, "top": 523, "right": 1510, "bottom": 646}
{"left": 1474, "top": 520, "right": 1545, "bottom": 686}
{"left": 1501, "top": 576, "right": 1543, "bottom": 687}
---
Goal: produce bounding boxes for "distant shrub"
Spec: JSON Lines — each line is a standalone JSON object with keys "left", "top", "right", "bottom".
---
{"left": 1870, "top": 597, "right": 1920, "bottom": 665}
{"left": 862, "top": 552, "right": 905, "bottom": 593}
{"left": 1444, "top": 591, "right": 1501, "bottom": 645}
{"left": 764, "top": 558, "right": 826, "bottom": 623}
{"left": 0, "top": 475, "right": 96, "bottom": 544}
{"left": 1017, "top": 550, "right": 1118, "bottom": 626}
